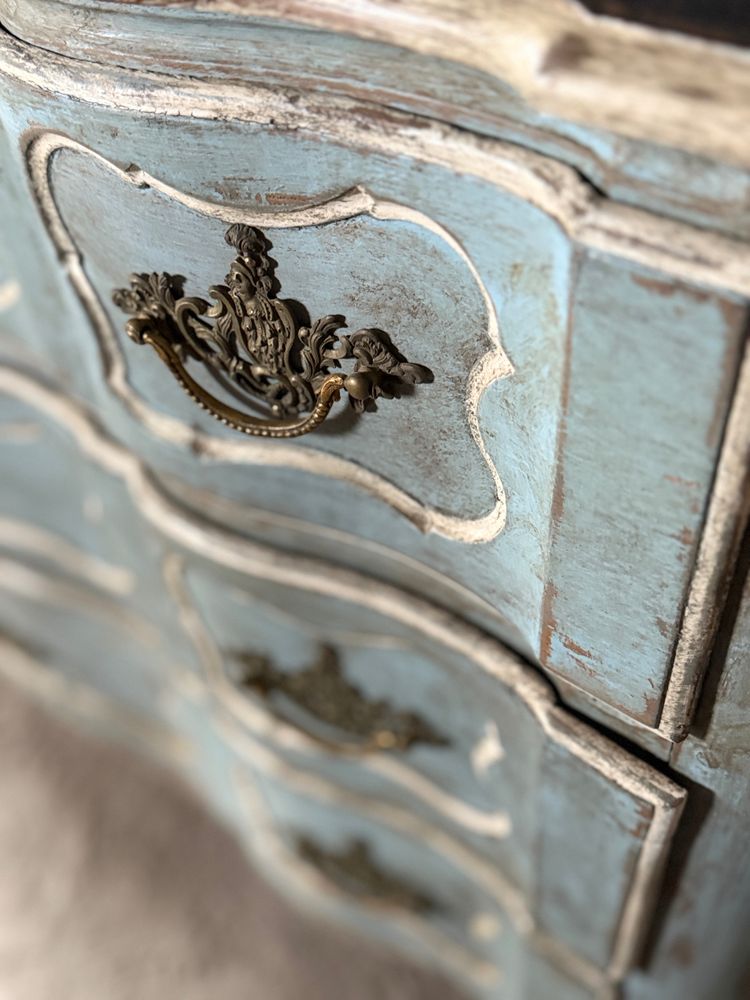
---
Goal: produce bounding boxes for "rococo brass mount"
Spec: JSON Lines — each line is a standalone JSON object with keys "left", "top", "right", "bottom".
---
{"left": 233, "top": 644, "right": 449, "bottom": 755}
{"left": 295, "top": 836, "right": 437, "bottom": 913}
{"left": 112, "top": 224, "right": 433, "bottom": 438}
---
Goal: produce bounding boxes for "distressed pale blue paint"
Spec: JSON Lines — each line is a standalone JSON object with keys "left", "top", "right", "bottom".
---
{"left": 0, "top": 67, "right": 745, "bottom": 735}
{"left": 0, "top": 386, "right": 680, "bottom": 996}
{"left": 1, "top": 8, "right": 747, "bottom": 998}
{"left": 3, "top": 0, "right": 750, "bottom": 238}
{"left": 0, "top": 394, "right": 203, "bottom": 674}
{"left": 545, "top": 254, "right": 743, "bottom": 724}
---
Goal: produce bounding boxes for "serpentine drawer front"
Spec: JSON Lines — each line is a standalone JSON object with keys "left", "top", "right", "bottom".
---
{"left": 2, "top": 87, "right": 747, "bottom": 747}
{"left": 173, "top": 555, "right": 686, "bottom": 988}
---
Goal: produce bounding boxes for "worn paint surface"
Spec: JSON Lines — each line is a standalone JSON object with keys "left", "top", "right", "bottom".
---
{"left": 0, "top": 376, "right": 684, "bottom": 997}
{"left": 1, "top": 8, "right": 748, "bottom": 995}
{"left": 0, "top": 59, "right": 745, "bottom": 738}
{"left": 4, "top": 0, "right": 750, "bottom": 239}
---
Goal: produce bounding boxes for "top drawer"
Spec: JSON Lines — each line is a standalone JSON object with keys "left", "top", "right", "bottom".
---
{"left": 2, "top": 48, "right": 749, "bottom": 745}
{"left": 5, "top": 0, "right": 750, "bottom": 239}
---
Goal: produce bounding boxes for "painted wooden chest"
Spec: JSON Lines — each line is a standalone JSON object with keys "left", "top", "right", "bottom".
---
{"left": 1, "top": 1, "right": 749, "bottom": 996}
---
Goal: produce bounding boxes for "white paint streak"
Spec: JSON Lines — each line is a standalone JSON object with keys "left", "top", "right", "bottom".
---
{"left": 82, "top": 492, "right": 105, "bottom": 524}
{"left": 0, "top": 516, "right": 134, "bottom": 596}
{"left": 0, "top": 279, "right": 21, "bottom": 312}
{"left": 0, "top": 556, "right": 159, "bottom": 647}
{"left": 470, "top": 721, "right": 505, "bottom": 777}
{"left": 0, "top": 420, "right": 41, "bottom": 443}
{"left": 469, "top": 912, "right": 502, "bottom": 943}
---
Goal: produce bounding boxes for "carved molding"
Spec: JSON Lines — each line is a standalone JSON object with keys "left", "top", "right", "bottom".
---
{"left": 6, "top": 12, "right": 750, "bottom": 189}
{"left": 6, "top": 37, "right": 750, "bottom": 295}
{"left": 25, "top": 131, "right": 511, "bottom": 542}
{"left": 164, "top": 553, "right": 513, "bottom": 841}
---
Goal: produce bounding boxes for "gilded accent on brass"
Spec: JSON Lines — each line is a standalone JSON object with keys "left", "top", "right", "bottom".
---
{"left": 296, "top": 836, "right": 437, "bottom": 913}
{"left": 112, "top": 224, "right": 433, "bottom": 438}
{"left": 232, "top": 645, "right": 449, "bottom": 754}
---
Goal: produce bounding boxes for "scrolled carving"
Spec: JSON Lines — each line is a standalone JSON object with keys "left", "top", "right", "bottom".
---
{"left": 112, "top": 224, "right": 433, "bottom": 438}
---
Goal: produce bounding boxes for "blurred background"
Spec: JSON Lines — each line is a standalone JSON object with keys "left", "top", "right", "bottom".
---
{"left": 0, "top": 674, "right": 467, "bottom": 1000}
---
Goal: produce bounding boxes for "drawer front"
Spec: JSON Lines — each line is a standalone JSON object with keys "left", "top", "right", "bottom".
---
{"left": 0, "top": 373, "right": 685, "bottom": 995}
{"left": 168, "top": 551, "right": 685, "bottom": 985}
{"left": 165, "top": 682, "right": 612, "bottom": 999}
{"left": 223, "top": 751, "right": 616, "bottom": 1000}
{"left": 2, "top": 53, "right": 748, "bottom": 743}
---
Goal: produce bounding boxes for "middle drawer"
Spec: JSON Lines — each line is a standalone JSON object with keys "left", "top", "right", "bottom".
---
{"left": 166, "top": 550, "right": 685, "bottom": 985}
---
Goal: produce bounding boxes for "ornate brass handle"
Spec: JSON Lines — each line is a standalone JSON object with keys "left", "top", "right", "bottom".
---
{"left": 112, "top": 224, "right": 433, "bottom": 439}
{"left": 232, "top": 645, "right": 449, "bottom": 755}
{"left": 295, "top": 835, "right": 438, "bottom": 914}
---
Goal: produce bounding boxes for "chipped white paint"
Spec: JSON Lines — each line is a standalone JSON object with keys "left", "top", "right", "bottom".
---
{"left": 145, "top": 0, "right": 750, "bottom": 171}
{"left": 26, "top": 132, "right": 511, "bottom": 543}
{"left": 0, "top": 516, "right": 134, "bottom": 596}
{"left": 471, "top": 721, "right": 505, "bottom": 777}
{"left": 5, "top": 0, "right": 750, "bottom": 173}
{"left": 0, "top": 278, "right": 21, "bottom": 312}
{"left": 469, "top": 912, "right": 502, "bottom": 943}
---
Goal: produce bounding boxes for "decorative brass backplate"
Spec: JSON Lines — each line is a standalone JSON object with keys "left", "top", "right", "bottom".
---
{"left": 232, "top": 645, "right": 449, "bottom": 754}
{"left": 112, "top": 224, "right": 433, "bottom": 438}
{"left": 296, "top": 836, "right": 437, "bottom": 914}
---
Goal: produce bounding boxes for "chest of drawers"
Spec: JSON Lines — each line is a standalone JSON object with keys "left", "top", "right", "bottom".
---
{"left": 1, "top": 2, "right": 749, "bottom": 997}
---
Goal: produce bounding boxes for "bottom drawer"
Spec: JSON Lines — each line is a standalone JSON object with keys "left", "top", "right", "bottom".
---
{"left": 232, "top": 748, "right": 611, "bottom": 1000}
{"left": 163, "top": 676, "right": 613, "bottom": 1000}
